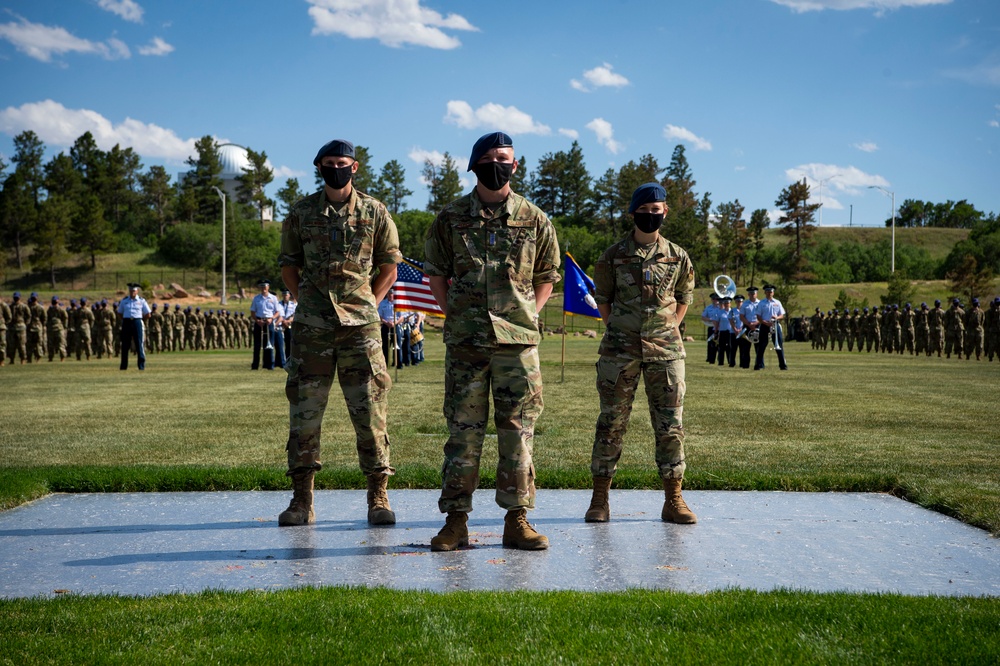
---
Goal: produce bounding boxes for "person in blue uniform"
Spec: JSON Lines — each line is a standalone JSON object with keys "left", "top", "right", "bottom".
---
{"left": 117, "top": 283, "right": 151, "bottom": 371}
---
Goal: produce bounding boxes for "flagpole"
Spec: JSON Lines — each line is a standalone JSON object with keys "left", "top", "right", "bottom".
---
{"left": 561, "top": 306, "right": 567, "bottom": 383}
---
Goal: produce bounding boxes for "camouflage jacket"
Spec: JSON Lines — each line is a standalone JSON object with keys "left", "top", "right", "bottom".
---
{"left": 965, "top": 307, "right": 984, "bottom": 332}
{"left": 928, "top": 307, "right": 945, "bottom": 330}
{"left": 46, "top": 305, "right": 67, "bottom": 332}
{"left": 594, "top": 233, "right": 695, "bottom": 362}
{"left": 280, "top": 188, "right": 401, "bottom": 329}
{"left": 0, "top": 301, "right": 10, "bottom": 330}
{"left": 28, "top": 303, "right": 46, "bottom": 330}
{"left": 945, "top": 306, "right": 965, "bottom": 332}
{"left": 423, "top": 189, "right": 561, "bottom": 347}
{"left": 76, "top": 307, "right": 95, "bottom": 330}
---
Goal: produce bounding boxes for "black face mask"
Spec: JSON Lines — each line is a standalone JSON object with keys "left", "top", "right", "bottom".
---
{"left": 320, "top": 165, "right": 353, "bottom": 190}
{"left": 633, "top": 212, "right": 664, "bottom": 234}
{"left": 472, "top": 161, "right": 514, "bottom": 191}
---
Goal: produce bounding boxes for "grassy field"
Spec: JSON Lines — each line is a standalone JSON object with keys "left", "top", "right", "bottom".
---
{"left": 1, "top": 333, "right": 998, "bottom": 663}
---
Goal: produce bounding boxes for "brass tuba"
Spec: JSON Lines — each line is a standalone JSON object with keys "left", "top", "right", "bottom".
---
{"left": 713, "top": 274, "right": 736, "bottom": 300}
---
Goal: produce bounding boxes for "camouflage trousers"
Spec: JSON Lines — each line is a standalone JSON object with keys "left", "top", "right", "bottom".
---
{"left": 929, "top": 328, "right": 944, "bottom": 355}
{"left": 9, "top": 327, "right": 27, "bottom": 362}
{"left": 438, "top": 343, "right": 543, "bottom": 514}
{"left": 76, "top": 327, "right": 91, "bottom": 360}
{"left": 284, "top": 321, "right": 392, "bottom": 477}
{"left": 592, "top": 356, "right": 687, "bottom": 481}
{"left": 945, "top": 331, "right": 964, "bottom": 357}
{"left": 47, "top": 329, "right": 66, "bottom": 360}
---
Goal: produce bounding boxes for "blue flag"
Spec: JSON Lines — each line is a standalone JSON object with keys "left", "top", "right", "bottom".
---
{"left": 563, "top": 253, "right": 601, "bottom": 319}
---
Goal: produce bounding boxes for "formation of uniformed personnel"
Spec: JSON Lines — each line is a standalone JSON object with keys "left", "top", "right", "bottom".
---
{"left": 424, "top": 131, "right": 561, "bottom": 551}
{"left": 277, "top": 138, "right": 401, "bottom": 528}
{"left": 586, "top": 182, "right": 697, "bottom": 525}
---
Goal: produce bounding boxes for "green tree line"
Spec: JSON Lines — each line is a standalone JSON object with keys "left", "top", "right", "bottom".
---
{"left": 3, "top": 130, "right": 997, "bottom": 293}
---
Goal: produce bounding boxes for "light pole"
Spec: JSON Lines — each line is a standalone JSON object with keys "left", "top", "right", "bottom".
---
{"left": 813, "top": 176, "right": 834, "bottom": 227}
{"left": 211, "top": 186, "right": 227, "bottom": 304}
{"left": 868, "top": 185, "right": 895, "bottom": 273}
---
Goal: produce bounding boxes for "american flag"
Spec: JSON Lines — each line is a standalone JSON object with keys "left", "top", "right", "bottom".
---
{"left": 392, "top": 257, "right": 444, "bottom": 317}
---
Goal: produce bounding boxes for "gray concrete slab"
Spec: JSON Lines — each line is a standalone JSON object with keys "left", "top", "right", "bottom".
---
{"left": 0, "top": 490, "right": 997, "bottom": 598}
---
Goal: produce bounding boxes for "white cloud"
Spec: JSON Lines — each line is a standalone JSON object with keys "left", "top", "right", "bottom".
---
{"left": 97, "top": 0, "right": 144, "bottom": 23}
{"left": 558, "top": 128, "right": 579, "bottom": 140}
{"left": 785, "top": 162, "right": 890, "bottom": 211}
{"left": 990, "top": 120, "right": 1000, "bottom": 128}
{"left": 272, "top": 165, "right": 307, "bottom": 180}
{"left": 735, "top": 165, "right": 746, "bottom": 171}
{"left": 571, "top": 62, "right": 629, "bottom": 92}
{"left": 663, "top": 124, "right": 712, "bottom": 151}
{"left": 942, "top": 60, "right": 1000, "bottom": 87}
{"left": 0, "top": 17, "right": 131, "bottom": 62}
{"left": 444, "top": 101, "right": 551, "bottom": 135}
{"left": 138, "top": 37, "right": 173, "bottom": 56}
{"left": 0, "top": 100, "right": 196, "bottom": 162}
{"left": 771, "top": 0, "right": 951, "bottom": 14}
{"left": 586, "top": 118, "right": 624, "bottom": 154}
{"left": 853, "top": 141, "right": 879, "bottom": 152}
{"left": 306, "top": 0, "right": 477, "bottom": 50}
{"left": 409, "top": 147, "right": 447, "bottom": 168}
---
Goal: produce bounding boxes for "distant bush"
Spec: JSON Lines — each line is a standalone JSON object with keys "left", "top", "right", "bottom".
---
{"left": 158, "top": 223, "right": 220, "bottom": 268}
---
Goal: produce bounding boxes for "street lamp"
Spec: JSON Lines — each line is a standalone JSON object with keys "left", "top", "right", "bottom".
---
{"left": 211, "top": 186, "right": 227, "bottom": 305}
{"left": 813, "top": 176, "right": 834, "bottom": 227}
{"left": 868, "top": 185, "right": 895, "bottom": 273}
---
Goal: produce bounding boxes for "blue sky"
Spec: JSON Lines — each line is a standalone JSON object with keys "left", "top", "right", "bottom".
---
{"left": 1, "top": 0, "right": 998, "bottom": 227}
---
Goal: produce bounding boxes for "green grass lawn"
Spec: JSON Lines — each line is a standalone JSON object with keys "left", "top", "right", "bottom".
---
{"left": 1, "top": 334, "right": 998, "bottom": 663}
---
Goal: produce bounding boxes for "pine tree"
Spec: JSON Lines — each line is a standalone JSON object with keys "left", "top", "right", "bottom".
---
{"left": 70, "top": 194, "right": 114, "bottom": 269}
{"left": 180, "top": 136, "right": 224, "bottom": 225}
{"left": 375, "top": 160, "right": 411, "bottom": 215}
{"left": 275, "top": 178, "right": 304, "bottom": 219}
{"left": 32, "top": 195, "right": 73, "bottom": 287}
{"left": 775, "top": 178, "right": 820, "bottom": 281}
{"left": 423, "top": 153, "right": 462, "bottom": 214}
{"left": 236, "top": 147, "right": 274, "bottom": 229}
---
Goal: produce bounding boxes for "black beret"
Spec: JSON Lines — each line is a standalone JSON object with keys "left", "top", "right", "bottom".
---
{"left": 257, "top": 278, "right": 271, "bottom": 286}
{"left": 468, "top": 132, "right": 513, "bottom": 171}
{"left": 628, "top": 183, "right": 666, "bottom": 213}
{"left": 313, "top": 139, "right": 355, "bottom": 166}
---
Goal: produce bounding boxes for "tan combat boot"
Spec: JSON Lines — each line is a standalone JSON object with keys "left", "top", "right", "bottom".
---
{"left": 430, "top": 511, "right": 468, "bottom": 552}
{"left": 661, "top": 478, "right": 697, "bottom": 524}
{"left": 584, "top": 476, "right": 613, "bottom": 523}
{"left": 366, "top": 473, "right": 396, "bottom": 525}
{"left": 278, "top": 471, "right": 315, "bottom": 526}
{"left": 503, "top": 508, "right": 549, "bottom": 550}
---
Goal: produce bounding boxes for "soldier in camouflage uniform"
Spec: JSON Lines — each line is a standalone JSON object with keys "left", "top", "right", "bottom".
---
{"left": 964, "top": 298, "right": 985, "bottom": 361}
{"left": 586, "top": 183, "right": 697, "bottom": 526}
{"left": 98, "top": 301, "right": 115, "bottom": 358}
{"left": 172, "top": 305, "right": 184, "bottom": 350}
{"left": 944, "top": 299, "right": 965, "bottom": 359}
{"left": 46, "top": 296, "right": 68, "bottom": 361}
{"left": 75, "top": 298, "right": 94, "bottom": 360}
{"left": 0, "top": 296, "right": 10, "bottom": 366}
{"left": 914, "top": 302, "right": 929, "bottom": 356}
{"left": 147, "top": 304, "right": 162, "bottom": 353}
{"left": 278, "top": 139, "right": 401, "bottom": 527}
{"left": 929, "top": 299, "right": 945, "bottom": 357}
{"left": 868, "top": 306, "right": 881, "bottom": 353}
{"left": 900, "top": 303, "right": 915, "bottom": 355}
{"left": 987, "top": 297, "right": 1000, "bottom": 362}
{"left": 26, "top": 293, "right": 46, "bottom": 363}
{"left": 8, "top": 293, "right": 30, "bottom": 364}
{"left": 837, "top": 308, "right": 848, "bottom": 351}
{"left": 857, "top": 307, "right": 868, "bottom": 352}
{"left": 809, "top": 308, "right": 822, "bottom": 350}
{"left": 424, "top": 132, "right": 561, "bottom": 551}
